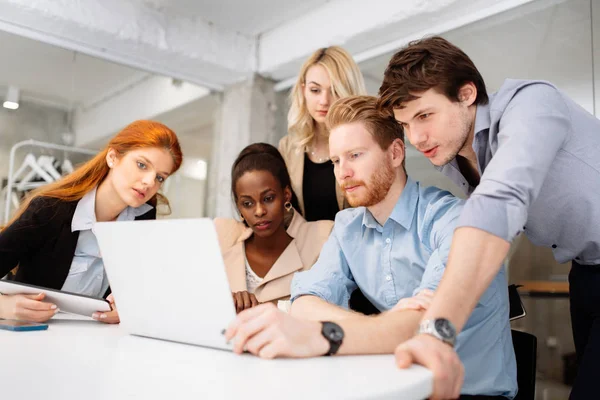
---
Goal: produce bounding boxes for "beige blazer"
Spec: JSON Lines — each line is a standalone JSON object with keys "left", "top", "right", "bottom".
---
{"left": 278, "top": 134, "right": 346, "bottom": 217}
{"left": 214, "top": 211, "right": 333, "bottom": 303}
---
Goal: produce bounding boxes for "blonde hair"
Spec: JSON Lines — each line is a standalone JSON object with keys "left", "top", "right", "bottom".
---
{"left": 287, "top": 46, "right": 367, "bottom": 149}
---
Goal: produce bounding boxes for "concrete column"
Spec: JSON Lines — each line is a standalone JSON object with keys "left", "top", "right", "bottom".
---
{"left": 205, "top": 74, "right": 287, "bottom": 218}
{"left": 593, "top": 0, "right": 600, "bottom": 117}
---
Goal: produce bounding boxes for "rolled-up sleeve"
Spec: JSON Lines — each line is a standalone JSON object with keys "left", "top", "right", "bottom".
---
{"left": 457, "top": 83, "right": 571, "bottom": 242}
{"left": 290, "top": 228, "right": 357, "bottom": 308}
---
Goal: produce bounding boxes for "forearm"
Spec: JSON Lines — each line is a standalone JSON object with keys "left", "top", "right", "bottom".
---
{"left": 424, "top": 227, "right": 510, "bottom": 331}
{"left": 291, "top": 295, "right": 359, "bottom": 321}
{"left": 336, "top": 310, "right": 423, "bottom": 355}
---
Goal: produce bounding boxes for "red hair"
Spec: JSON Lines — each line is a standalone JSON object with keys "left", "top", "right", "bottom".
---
{"left": 8, "top": 120, "right": 183, "bottom": 225}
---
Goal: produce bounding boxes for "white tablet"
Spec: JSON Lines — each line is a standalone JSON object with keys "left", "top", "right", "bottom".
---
{"left": 0, "top": 280, "right": 111, "bottom": 317}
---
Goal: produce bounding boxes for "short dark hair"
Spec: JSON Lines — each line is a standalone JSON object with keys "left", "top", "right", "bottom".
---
{"left": 378, "top": 36, "right": 488, "bottom": 110}
{"left": 326, "top": 95, "right": 406, "bottom": 170}
{"left": 231, "top": 143, "right": 300, "bottom": 212}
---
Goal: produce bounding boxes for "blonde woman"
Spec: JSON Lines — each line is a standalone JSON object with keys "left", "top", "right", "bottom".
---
{"left": 279, "top": 46, "right": 367, "bottom": 222}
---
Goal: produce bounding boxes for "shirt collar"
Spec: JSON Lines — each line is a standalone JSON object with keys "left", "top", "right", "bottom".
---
{"left": 71, "top": 187, "right": 153, "bottom": 232}
{"left": 361, "top": 176, "right": 419, "bottom": 232}
{"left": 473, "top": 102, "right": 491, "bottom": 139}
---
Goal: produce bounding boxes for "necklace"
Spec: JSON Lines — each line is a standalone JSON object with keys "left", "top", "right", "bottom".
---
{"left": 306, "top": 145, "right": 330, "bottom": 163}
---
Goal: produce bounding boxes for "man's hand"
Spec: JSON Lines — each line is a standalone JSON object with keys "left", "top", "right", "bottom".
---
{"left": 225, "top": 303, "right": 329, "bottom": 359}
{"left": 391, "top": 289, "right": 434, "bottom": 312}
{"left": 92, "top": 294, "right": 120, "bottom": 324}
{"left": 232, "top": 291, "right": 259, "bottom": 314}
{"left": 395, "top": 334, "right": 464, "bottom": 400}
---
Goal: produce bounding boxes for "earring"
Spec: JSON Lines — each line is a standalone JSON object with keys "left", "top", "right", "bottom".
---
{"left": 284, "top": 201, "right": 292, "bottom": 212}
{"left": 108, "top": 162, "right": 113, "bottom": 168}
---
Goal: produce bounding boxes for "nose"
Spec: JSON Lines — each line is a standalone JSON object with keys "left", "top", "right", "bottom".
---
{"left": 254, "top": 202, "right": 266, "bottom": 218}
{"left": 336, "top": 159, "right": 353, "bottom": 182}
{"left": 141, "top": 172, "right": 155, "bottom": 187}
{"left": 318, "top": 90, "right": 331, "bottom": 106}
{"left": 407, "top": 125, "right": 427, "bottom": 148}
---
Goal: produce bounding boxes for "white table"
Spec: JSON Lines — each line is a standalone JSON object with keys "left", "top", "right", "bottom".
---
{"left": 1, "top": 314, "right": 432, "bottom": 400}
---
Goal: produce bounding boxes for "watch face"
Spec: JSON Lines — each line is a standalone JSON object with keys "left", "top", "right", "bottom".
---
{"left": 323, "top": 322, "right": 344, "bottom": 342}
{"left": 434, "top": 319, "right": 456, "bottom": 340}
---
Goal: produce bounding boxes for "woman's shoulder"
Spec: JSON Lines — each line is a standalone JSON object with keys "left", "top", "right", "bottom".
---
{"left": 213, "top": 217, "right": 248, "bottom": 248}
{"left": 278, "top": 134, "right": 300, "bottom": 157}
{"left": 8, "top": 196, "right": 76, "bottom": 230}
{"left": 28, "top": 196, "right": 77, "bottom": 218}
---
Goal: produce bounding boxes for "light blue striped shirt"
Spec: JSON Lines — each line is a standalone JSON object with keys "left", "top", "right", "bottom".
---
{"left": 61, "top": 187, "right": 152, "bottom": 298}
{"left": 291, "top": 178, "right": 517, "bottom": 398}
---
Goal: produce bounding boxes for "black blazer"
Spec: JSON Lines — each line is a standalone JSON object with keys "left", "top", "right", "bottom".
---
{"left": 0, "top": 196, "right": 155, "bottom": 291}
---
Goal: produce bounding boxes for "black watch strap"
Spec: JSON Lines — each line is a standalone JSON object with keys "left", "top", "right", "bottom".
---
{"left": 321, "top": 321, "right": 344, "bottom": 356}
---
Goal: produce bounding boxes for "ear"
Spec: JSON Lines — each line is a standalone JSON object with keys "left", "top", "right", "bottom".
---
{"left": 105, "top": 148, "right": 118, "bottom": 168}
{"left": 390, "top": 138, "right": 405, "bottom": 169}
{"left": 284, "top": 186, "right": 292, "bottom": 203}
{"left": 457, "top": 82, "right": 477, "bottom": 107}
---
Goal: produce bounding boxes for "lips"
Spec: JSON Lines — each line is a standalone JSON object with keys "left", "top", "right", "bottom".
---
{"left": 420, "top": 146, "right": 438, "bottom": 158}
{"left": 254, "top": 221, "right": 272, "bottom": 231}
{"left": 341, "top": 180, "right": 364, "bottom": 193}
{"left": 133, "top": 188, "right": 146, "bottom": 199}
{"left": 316, "top": 110, "right": 328, "bottom": 116}
{"left": 344, "top": 185, "right": 360, "bottom": 193}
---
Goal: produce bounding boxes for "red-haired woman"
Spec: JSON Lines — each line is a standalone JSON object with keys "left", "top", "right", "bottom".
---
{"left": 0, "top": 120, "right": 182, "bottom": 324}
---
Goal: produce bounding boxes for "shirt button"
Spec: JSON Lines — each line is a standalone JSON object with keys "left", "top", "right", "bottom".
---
{"left": 552, "top": 244, "right": 557, "bottom": 249}
{"left": 385, "top": 238, "right": 391, "bottom": 244}
{"left": 523, "top": 226, "right": 526, "bottom": 230}
{"left": 386, "top": 275, "right": 392, "bottom": 281}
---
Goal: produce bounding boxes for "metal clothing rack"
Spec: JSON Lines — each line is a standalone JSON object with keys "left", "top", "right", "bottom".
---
{"left": 3, "top": 139, "right": 98, "bottom": 224}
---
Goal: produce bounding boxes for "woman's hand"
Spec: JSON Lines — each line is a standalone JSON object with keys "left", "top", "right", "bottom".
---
{"left": 0, "top": 292, "right": 58, "bottom": 322}
{"left": 92, "top": 294, "right": 120, "bottom": 324}
{"left": 232, "top": 291, "right": 259, "bottom": 314}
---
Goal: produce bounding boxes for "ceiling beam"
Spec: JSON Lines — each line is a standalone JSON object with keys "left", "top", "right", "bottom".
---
{"left": 0, "top": 0, "right": 257, "bottom": 91}
{"left": 263, "top": 0, "right": 541, "bottom": 91}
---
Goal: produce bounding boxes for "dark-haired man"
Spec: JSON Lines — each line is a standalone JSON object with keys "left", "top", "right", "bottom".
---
{"left": 379, "top": 36, "right": 600, "bottom": 400}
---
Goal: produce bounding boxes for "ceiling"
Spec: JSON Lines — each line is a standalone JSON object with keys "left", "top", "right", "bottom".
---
{"left": 0, "top": 30, "right": 148, "bottom": 110}
{"left": 138, "top": 0, "right": 330, "bottom": 36}
{"left": 361, "top": 0, "right": 594, "bottom": 111}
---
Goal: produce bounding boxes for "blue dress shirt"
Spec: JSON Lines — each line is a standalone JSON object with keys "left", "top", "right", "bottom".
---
{"left": 291, "top": 178, "right": 517, "bottom": 398}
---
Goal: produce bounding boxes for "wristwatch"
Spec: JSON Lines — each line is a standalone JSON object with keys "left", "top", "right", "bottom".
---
{"left": 418, "top": 318, "right": 457, "bottom": 347}
{"left": 321, "top": 321, "right": 344, "bottom": 356}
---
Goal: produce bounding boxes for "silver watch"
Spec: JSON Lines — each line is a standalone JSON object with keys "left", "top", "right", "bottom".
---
{"left": 418, "top": 318, "right": 457, "bottom": 347}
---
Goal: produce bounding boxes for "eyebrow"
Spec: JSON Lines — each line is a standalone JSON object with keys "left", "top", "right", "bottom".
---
{"left": 239, "top": 188, "right": 275, "bottom": 198}
{"left": 395, "top": 108, "right": 432, "bottom": 124}
{"left": 139, "top": 156, "right": 170, "bottom": 176}
{"left": 330, "top": 147, "right": 367, "bottom": 159}
{"left": 306, "top": 81, "right": 322, "bottom": 86}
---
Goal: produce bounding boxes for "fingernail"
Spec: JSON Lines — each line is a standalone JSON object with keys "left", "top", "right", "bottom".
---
{"left": 92, "top": 313, "right": 99, "bottom": 319}
{"left": 100, "top": 314, "right": 107, "bottom": 319}
{"left": 51, "top": 304, "right": 57, "bottom": 310}
{"left": 54, "top": 308, "right": 60, "bottom": 313}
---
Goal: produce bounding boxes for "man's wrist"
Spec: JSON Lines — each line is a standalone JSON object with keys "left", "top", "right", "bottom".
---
{"left": 418, "top": 318, "right": 457, "bottom": 347}
{"left": 311, "top": 321, "right": 330, "bottom": 356}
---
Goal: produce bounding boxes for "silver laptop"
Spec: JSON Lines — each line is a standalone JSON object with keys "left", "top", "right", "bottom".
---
{"left": 93, "top": 218, "right": 235, "bottom": 351}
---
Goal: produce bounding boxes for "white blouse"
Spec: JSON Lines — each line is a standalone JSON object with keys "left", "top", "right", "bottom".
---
{"left": 243, "top": 243, "right": 264, "bottom": 294}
